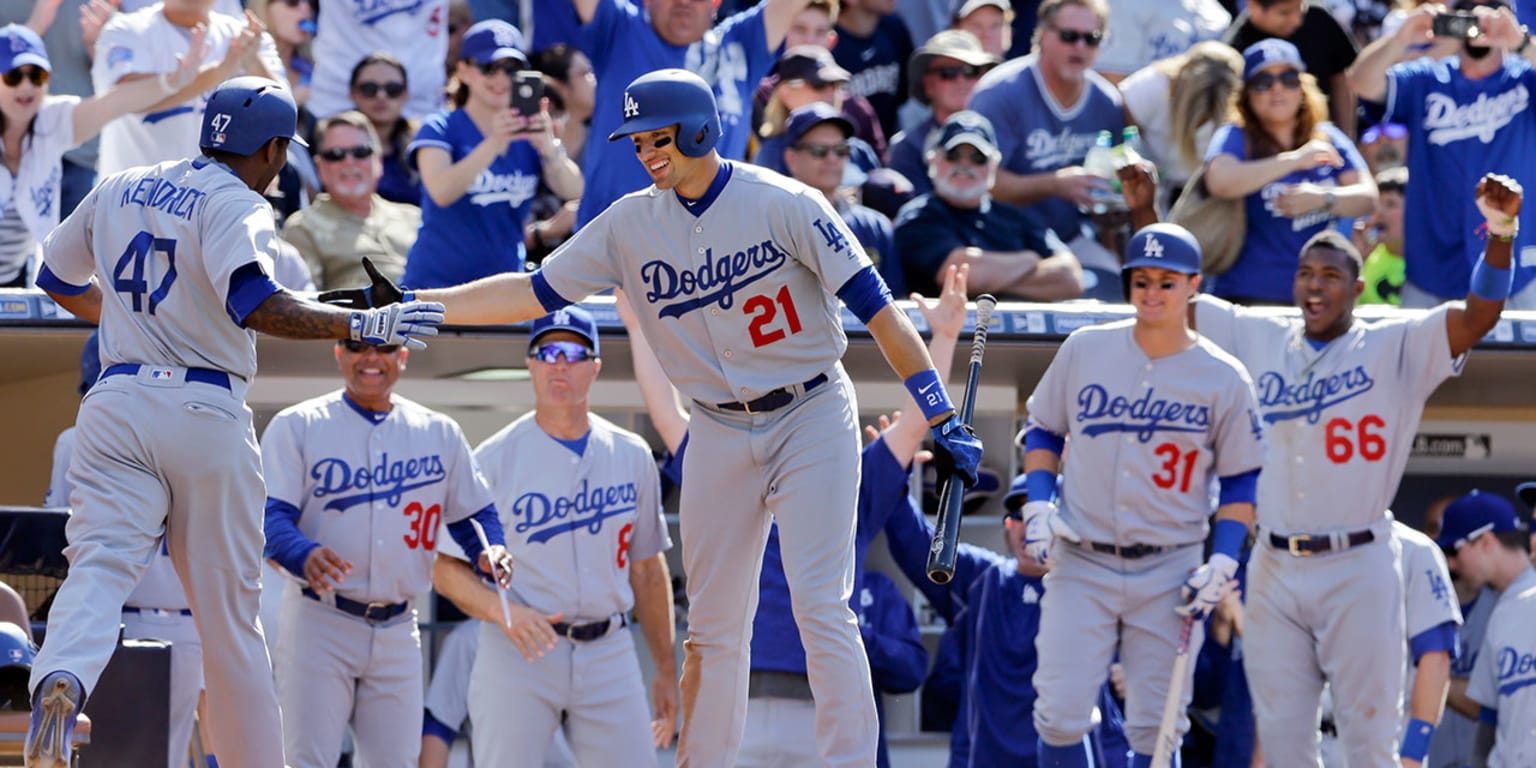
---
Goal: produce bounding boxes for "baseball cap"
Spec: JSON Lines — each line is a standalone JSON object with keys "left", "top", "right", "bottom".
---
{"left": 1002, "top": 473, "right": 1029, "bottom": 516}
{"left": 529, "top": 306, "right": 599, "bottom": 356}
{"left": 783, "top": 102, "right": 855, "bottom": 147}
{"left": 0, "top": 622, "right": 33, "bottom": 711}
{"left": 952, "top": 0, "right": 1012, "bottom": 21}
{"left": 460, "top": 20, "right": 529, "bottom": 67}
{"left": 1436, "top": 490, "right": 1523, "bottom": 552}
{"left": 0, "top": 24, "right": 49, "bottom": 74}
{"left": 909, "top": 30, "right": 1000, "bottom": 105}
{"left": 1242, "top": 39, "right": 1306, "bottom": 80}
{"left": 1122, "top": 223, "right": 1202, "bottom": 275}
{"left": 1517, "top": 481, "right": 1536, "bottom": 509}
{"left": 936, "top": 110, "right": 1000, "bottom": 160}
{"left": 772, "top": 46, "right": 851, "bottom": 88}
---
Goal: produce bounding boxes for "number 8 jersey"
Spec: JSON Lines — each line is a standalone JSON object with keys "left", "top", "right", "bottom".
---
{"left": 260, "top": 391, "right": 497, "bottom": 604}
{"left": 1194, "top": 296, "right": 1464, "bottom": 534}
{"left": 40, "top": 158, "right": 287, "bottom": 380}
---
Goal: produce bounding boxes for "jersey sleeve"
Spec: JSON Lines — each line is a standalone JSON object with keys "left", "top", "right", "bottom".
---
{"left": 406, "top": 113, "right": 452, "bottom": 170}
{"left": 624, "top": 443, "right": 671, "bottom": 562}
{"left": 718, "top": 3, "right": 774, "bottom": 81}
{"left": 1323, "top": 122, "right": 1367, "bottom": 173}
{"left": 41, "top": 185, "right": 100, "bottom": 287}
{"left": 200, "top": 193, "right": 281, "bottom": 326}
{"left": 860, "top": 572, "right": 927, "bottom": 694}
{"left": 1192, "top": 294, "right": 1291, "bottom": 361}
{"left": 438, "top": 418, "right": 497, "bottom": 525}
{"left": 1403, "top": 537, "right": 1463, "bottom": 646}
{"left": 35, "top": 97, "right": 80, "bottom": 160}
{"left": 1211, "top": 360, "right": 1267, "bottom": 477}
{"left": 422, "top": 619, "right": 478, "bottom": 730}
{"left": 535, "top": 206, "right": 625, "bottom": 304}
{"left": 856, "top": 436, "right": 911, "bottom": 557}
{"left": 258, "top": 411, "right": 307, "bottom": 509}
{"left": 1395, "top": 303, "right": 1463, "bottom": 401}
{"left": 92, "top": 18, "right": 154, "bottom": 89}
{"left": 575, "top": 0, "right": 628, "bottom": 71}
{"left": 1205, "top": 122, "right": 1246, "bottom": 162}
{"left": 782, "top": 188, "right": 874, "bottom": 294}
{"left": 1466, "top": 618, "right": 1499, "bottom": 709}
{"left": 1384, "top": 58, "right": 1433, "bottom": 121}
{"left": 1024, "top": 332, "right": 1080, "bottom": 435}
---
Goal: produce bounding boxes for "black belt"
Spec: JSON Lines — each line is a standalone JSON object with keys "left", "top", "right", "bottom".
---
{"left": 1085, "top": 541, "right": 1172, "bottom": 560}
{"left": 552, "top": 614, "right": 627, "bottom": 642}
{"left": 1269, "top": 529, "right": 1375, "bottom": 557}
{"left": 123, "top": 606, "right": 193, "bottom": 617}
{"left": 715, "top": 373, "right": 828, "bottom": 414}
{"left": 303, "top": 588, "right": 409, "bottom": 624}
{"left": 101, "top": 363, "right": 232, "bottom": 391}
{"left": 748, "top": 670, "right": 814, "bottom": 701}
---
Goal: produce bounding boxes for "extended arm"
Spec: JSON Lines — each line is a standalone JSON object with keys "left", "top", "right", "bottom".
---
{"left": 939, "top": 246, "right": 1085, "bottom": 300}
{"left": 1446, "top": 173, "right": 1521, "bottom": 356}
{"left": 414, "top": 271, "right": 548, "bottom": 326}
{"left": 1347, "top": 6, "right": 1433, "bottom": 102}
{"left": 761, "top": 0, "right": 816, "bottom": 50}
{"left": 1402, "top": 650, "right": 1451, "bottom": 767}
{"left": 73, "top": 26, "right": 207, "bottom": 143}
{"left": 866, "top": 303, "right": 953, "bottom": 424}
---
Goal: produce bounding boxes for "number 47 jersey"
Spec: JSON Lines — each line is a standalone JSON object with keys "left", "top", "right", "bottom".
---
{"left": 1194, "top": 296, "right": 1465, "bottom": 534}
{"left": 40, "top": 157, "right": 284, "bottom": 381}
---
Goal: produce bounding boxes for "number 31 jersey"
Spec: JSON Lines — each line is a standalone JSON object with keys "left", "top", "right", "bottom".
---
{"left": 1194, "top": 296, "right": 1464, "bottom": 534}
{"left": 41, "top": 157, "right": 285, "bottom": 380}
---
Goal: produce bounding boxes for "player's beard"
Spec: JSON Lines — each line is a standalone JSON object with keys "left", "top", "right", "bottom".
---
{"left": 1464, "top": 42, "right": 1494, "bottom": 60}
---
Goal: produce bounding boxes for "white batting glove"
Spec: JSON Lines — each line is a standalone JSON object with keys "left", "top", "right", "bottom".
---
{"left": 351, "top": 301, "right": 446, "bottom": 350}
{"left": 1022, "top": 500, "right": 1080, "bottom": 566}
{"left": 1177, "top": 553, "right": 1239, "bottom": 619}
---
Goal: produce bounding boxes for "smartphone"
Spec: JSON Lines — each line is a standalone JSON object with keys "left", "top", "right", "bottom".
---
{"left": 511, "top": 71, "right": 545, "bottom": 115}
{"left": 1432, "top": 11, "right": 1480, "bottom": 40}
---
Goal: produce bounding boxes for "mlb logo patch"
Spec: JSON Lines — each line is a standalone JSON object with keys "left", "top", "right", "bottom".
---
{"left": 106, "top": 46, "right": 133, "bottom": 68}
{"left": 7, "top": 649, "right": 20, "bottom": 662}
{"left": 149, "top": 367, "right": 174, "bottom": 381}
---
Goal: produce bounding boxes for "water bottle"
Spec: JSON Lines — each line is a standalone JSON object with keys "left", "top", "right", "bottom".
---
{"left": 1081, "top": 130, "right": 1122, "bottom": 214}
{"left": 1118, "top": 126, "right": 1146, "bottom": 168}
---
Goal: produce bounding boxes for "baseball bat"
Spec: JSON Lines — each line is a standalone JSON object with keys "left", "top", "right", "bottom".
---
{"left": 926, "top": 295, "right": 996, "bottom": 584}
{"left": 1151, "top": 613, "right": 1197, "bottom": 768}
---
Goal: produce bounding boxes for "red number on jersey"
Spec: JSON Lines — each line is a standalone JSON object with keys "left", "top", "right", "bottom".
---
{"left": 1325, "top": 415, "right": 1387, "bottom": 464}
{"left": 744, "top": 285, "right": 804, "bottom": 348}
{"left": 403, "top": 502, "right": 443, "bottom": 550}
{"left": 427, "top": 6, "right": 443, "bottom": 36}
{"left": 1152, "top": 442, "right": 1200, "bottom": 493}
{"left": 617, "top": 522, "right": 634, "bottom": 569}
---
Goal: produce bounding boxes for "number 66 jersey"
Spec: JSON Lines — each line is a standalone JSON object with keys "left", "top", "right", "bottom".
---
{"left": 1193, "top": 295, "right": 1464, "bottom": 534}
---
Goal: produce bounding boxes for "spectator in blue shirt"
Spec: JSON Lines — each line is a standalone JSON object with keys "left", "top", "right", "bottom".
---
{"left": 831, "top": 0, "right": 915, "bottom": 140}
{"left": 888, "top": 30, "right": 999, "bottom": 197}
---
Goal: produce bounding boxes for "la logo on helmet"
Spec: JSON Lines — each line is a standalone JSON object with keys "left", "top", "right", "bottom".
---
{"left": 1143, "top": 235, "right": 1164, "bottom": 259}
{"left": 623, "top": 93, "right": 640, "bottom": 118}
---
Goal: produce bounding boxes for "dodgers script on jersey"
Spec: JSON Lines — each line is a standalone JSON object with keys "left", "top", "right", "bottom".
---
{"left": 539, "top": 163, "right": 871, "bottom": 404}
{"left": 1024, "top": 320, "right": 1266, "bottom": 546}
{"left": 473, "top": 412, "right": 668, "bottom": 620}
{"left": 1467, "top": 569, "right": 1536, "bottom": 768}
{"left": 260, "top": 391, "right": 496, "bottom": 602}
{"left": 308, "top": 0, "right": 446, "bottom": 119}
{"left": 43, "top": 158, "right": 283, "bottom": 381}
{"left": 1194, "top": 297, "right": 1464, "bottom": 534}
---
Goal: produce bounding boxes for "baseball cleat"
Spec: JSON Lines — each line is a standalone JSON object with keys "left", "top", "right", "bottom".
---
{"left": 24, "top": 670, "right": 82, "bottom": 768}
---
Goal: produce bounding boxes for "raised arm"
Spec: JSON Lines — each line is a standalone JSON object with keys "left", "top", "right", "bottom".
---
{"left": 882, "top": 263, "right": 968, "bottom": 465}
{"left": 761, "top": 0, "right": 817, "bottom": 51}
{"left": 1347, "top": 5, "right": 1434, "bottom": 103}
{"left": 1446, "top": 173, "right": 1521, "bottom": 357}
{"left": 572, "top": 0, "right": 599, "bottom": 25}
{"left": 72, "top": 25, "right": 208, "bottom": 145}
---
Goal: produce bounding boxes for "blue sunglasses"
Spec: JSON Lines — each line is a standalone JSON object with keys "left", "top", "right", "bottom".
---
{"left": 529, "top": 340, "right": 594, "bottom": 363}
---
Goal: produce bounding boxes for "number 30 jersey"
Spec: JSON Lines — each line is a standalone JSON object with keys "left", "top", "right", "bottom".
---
{"left": 260, "top": 391, "right": 497, "bottom": 604}
{"left": 40, "top": 157, "right": 284, "bottom": 381}
{"left": 538, "top": 161, "right": 871, "bottom": 405}
{"left": 1194, "top": 296, "right": 1464, "bottom": 534}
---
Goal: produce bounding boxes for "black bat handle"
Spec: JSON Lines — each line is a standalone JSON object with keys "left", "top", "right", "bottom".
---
{"left": 927, "top": 295, "right": 997, "bottom": 584}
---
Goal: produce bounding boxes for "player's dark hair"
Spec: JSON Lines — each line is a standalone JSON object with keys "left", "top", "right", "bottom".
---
{"left": 1300, "top": 229, "right": 1363, "bottom": 278}
{"left": 1376, "top": 166, "right": 1408, "bottom": 195}
{"left": 1495, "top": 528, "right": 1531, "bottom": 553}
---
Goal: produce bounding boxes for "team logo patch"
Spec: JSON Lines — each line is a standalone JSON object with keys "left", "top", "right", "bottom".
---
{"left": 623, "top": 93, "right": 640, "bottom": 119}
{"left": 1143, "top": 234, "right": 1165, "bottom": 260}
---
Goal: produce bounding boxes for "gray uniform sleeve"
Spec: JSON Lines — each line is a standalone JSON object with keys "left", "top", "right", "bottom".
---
{"left": 1466, "top": 619, "right": 1498, "bottom": 709}
{"left": 1396, "top": 304, "right": 1464, "bottom": 402}
{"left": 200, "top": 193, "right": 280, "bottom": 317}
{"left": 439, "top": 419, "right": 497, "bottom": 525}
{"left": 1403, "top": 535, "right": 1462, "bottom": 642}
{"left": 259, "top": 411, "right": 306, "bottom": 508}
{"left": 537, "top": 205, "right": 625, "bottom": 303}
{"left": 1024, "top": 331, "right": 1080, "bottom": 436}
{"left": 42, "top": 186, "right": 100, "bottom": 286}
{"left": 624, "top": 447, "right": 670, "bottom": 563}
{"left": 1211, "top": 362, "right": 1266, "bottom": 477}
{"left": 781, "top": 188, "right": 874, "bottom": 294}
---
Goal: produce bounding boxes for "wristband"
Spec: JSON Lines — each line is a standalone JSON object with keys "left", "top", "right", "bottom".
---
{"left": 1470, "top": 257, "right": 1513, "bottom": 301}
{"left": 903, "top": 369, "right": 954, "bottom": 422}
{"left": 1025, "top": 469, "right": 1058, "bottom": 505}
{"left": 1211, "top": 518, "right": 1249, "bottom": 561}
{"left": 1401, "top": 718, "right": 1434, "bottom": 762}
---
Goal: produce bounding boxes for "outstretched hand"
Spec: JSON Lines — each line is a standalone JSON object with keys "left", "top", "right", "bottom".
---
{"left": 318, "top": 257, "right": 409, "bottom": 309}
{"left": 1116, "top": 160, "right": 1158, "bottom": 212}
{"left": 911, "top": 263, "right": 968, "bottom": 340}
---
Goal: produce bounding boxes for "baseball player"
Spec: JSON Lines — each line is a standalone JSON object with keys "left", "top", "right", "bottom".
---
{"left": 1119, "top": 162, "right": 1522, "bottom": 767}
{"left": 24, "top": 77, "right": 446, "bottom": 768}
{"left": 339, "top": 68, "right": 983, "bottom": 767}
{"left": 1392, "top": 520, "right": 1463, "bottom": 768}
{"left": 1436, "top": 491, "right": 1536, "bottom": 768}
{"left": 429, "top": 307, "right": 676, "bottom": 766}
{"left": 1021, "top": 222, "right": 1267, "bottom": 768}
{"left": 259, "top": 329, "right": 508, "bottom": 768}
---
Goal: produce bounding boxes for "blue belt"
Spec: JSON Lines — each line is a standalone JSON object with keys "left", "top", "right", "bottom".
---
{"left": 303, "top": 588, "right": 408, "bottom": 624}
{"left": 101, "top": 363, "right": 232, "bottom": 391}
{"left": 122, "top": 606, "right": 193, "bottom": 617}
{"left": 716, "top": 373, "right": 828, "bottom": 414}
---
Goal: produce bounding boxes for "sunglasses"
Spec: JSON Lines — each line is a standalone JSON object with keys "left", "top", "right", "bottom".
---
{"left": 944, "top": 146, "right": 990, "bottom": 165}
{"left": 1249, "top": 69, "right": 1302, "bottom": 92}
{"left": 930, "top": 64, "right": 983, "bottom": 81}
{"left": 478, "top": 59, "right": 521, "bottom": 77}
{"left": 792, "top": 142, "right": 851, "bottom": 159}
{"left": 1050, "top": 26, "right": 1103, "bottom": 47}
{"left": 354, "top": 80, "right": 406, "bottom": 99}
{"left": 341, "top": 339, "right": 401, "bottom": 354}
{"left": 1361, "top": 122, "right": 1407, "bottom": 144}
{"left": 318, "top": 145, "right": 376, "bottom": 162}
{"left": 529, "top": 340, "right": 594, "bottom": 363}
{"left": 272, "top": 0, "right": 312, "bottom": 6}
{"left": 2, "top": 66, "right": 48, "bottom": 88}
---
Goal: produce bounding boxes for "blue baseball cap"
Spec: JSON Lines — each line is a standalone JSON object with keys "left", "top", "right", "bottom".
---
{"left": 529, "top": 306, "right": 599, "bottom": 355}
{"left": 936, "top": 110, "right": 1000, "bottom": 159}
{"left": 0, "top": 24, "right": 49, "bottom": 73}
{"left": 1242, "top": 39, "right": 1305, "bottom": 80}
{"left": 460, "top": 20, "right": 528, "bottom": 67}
{"left": 783, "top": 102, "right": 854, "bottom": 147}
{"left": 1122, "top": 223, "right": 1202, "bottom": 275}
{"left": 1002, "top": 473, "right": 1028, "bottom": 514}
{"left": 1437, "top": 490, "right": 1523, "bottom": 552}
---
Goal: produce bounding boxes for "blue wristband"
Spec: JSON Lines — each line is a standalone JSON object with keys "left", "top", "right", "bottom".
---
{"left": 904, "top": 369, "right": 954, "bottom": 422}
{"left": 1025, "top": 469, "right": 1058, "bottom": 504}
{"left": 1401, "top": 718, "right": 1434, "bottom": 762}
{"left": 1470, "top": 256, "right": 1513, "bottom": 301}
{"left": 1211, "top": 518, "right": 1249, "bottom": 560}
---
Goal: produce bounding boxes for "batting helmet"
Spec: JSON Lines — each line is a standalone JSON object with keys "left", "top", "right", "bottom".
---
{"left": 200, "top": 76, "right": 308, "bottom": 157}
{"left": 1123, "top": 223, "right": 1202, "bottom": 276}
{"left": 78, "top": 331, "right": 100, "bottom": 396}
{"left": 0, "top": 622, "right": 34, "bottom": 710}
{"left": 607, "top": 69, "right": 721, "bottom": 158}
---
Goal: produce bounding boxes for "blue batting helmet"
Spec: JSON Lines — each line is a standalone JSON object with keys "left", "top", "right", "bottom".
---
{"left": 200, "top": 76, "right": 308, "bottom": 157}
{"left": 1123, "top": 223, "right": 1202, "bottom": 276}
{"left": 607, "top": 69, "right": 721, "bottom": 158}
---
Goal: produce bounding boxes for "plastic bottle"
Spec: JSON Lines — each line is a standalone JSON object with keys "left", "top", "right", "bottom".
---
{"left": 1081, "top": 130, "right": 1124, "bottom": 214}
{"left": 1118, "top": 126, "right": 1146, "bottom": 167}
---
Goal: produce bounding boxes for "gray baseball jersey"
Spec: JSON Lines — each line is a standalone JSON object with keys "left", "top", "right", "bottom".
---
{"left": 43, "top": 158, "right": 281, "bottom": 380}
{"left": 1396, "top": 521, "right": 1463, "bottom": 731}
{"left": 537, "top": 162, "right": 871, "bottom": 404}
{"left": 1430, "top": 586, "right": 1500, "bottom": 768}
{"left": 1024, "top": 320, "right": 1267, "bottom": 547}
{"left": 1194, "top": 297, "right": 1463, "bottom": 534}
{"left": 260, "top": 390, "right": 496, "bottom": 604}
{"left": 1467, "top": 568, "right": 1536, "bottom": 768}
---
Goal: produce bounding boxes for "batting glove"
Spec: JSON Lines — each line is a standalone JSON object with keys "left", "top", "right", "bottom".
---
{"left": 1177, "top": 553, "right": 1238, "bottom": 619}
{"left": 352, "top": 301, "right": 445, "bottom": 350}
{"left": 931, "top": 415, "right": 983, "bottom": 487}
{"left": 319, "top": 257, "right": 412, "bottom": 308}
{"left": 1022, "top": 500, "right": 1079, "bottom": 566}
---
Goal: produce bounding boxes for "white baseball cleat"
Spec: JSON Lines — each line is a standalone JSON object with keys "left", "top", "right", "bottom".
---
{"left": 25, "top": 670, "right": 82, "bottom": 768}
